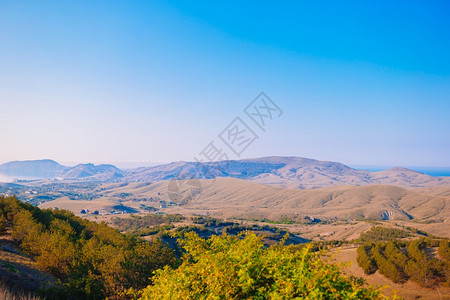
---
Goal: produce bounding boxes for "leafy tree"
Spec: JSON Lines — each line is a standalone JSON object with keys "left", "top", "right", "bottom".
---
{"left": 122, "top": 239, "right": 178, "bottom": 290}
{"left": 0, "top": 195, "right": 21, "bottom": 221}
{"left": 438, "top": 239, "right": 450, "bottom": 261}
{"left": 356, "top": 243, "right": 378, "bottom": 275}
{"left": 0, "top": 214, "right": 6, "bottom": 234}
{"left": 383, "top": 241, "right": 408, "bottom": 283}
{"left": 384, "top": 241, "right": 408, "bottom": 269}
{"left": 35, "top": 232, "right": 76, "bottom": 279}
{"left": 405, "top": 239, "right": 446, "bottom": 288}
{"left": 12, "top": 210, "right": 45, "bottom": 255}
{"left": 372, "top": 244, "right": 407, "bottom": 284}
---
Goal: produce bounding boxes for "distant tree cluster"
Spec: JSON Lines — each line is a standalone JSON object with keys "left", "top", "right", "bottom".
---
{"left": 357, "top": 226, "right": 412, "bottom": 242}
{"left": 112, "top": 214, "right": 185, "bottom": 232}
{"left": 0, "top": 196, "right": 177, "bottom": 299}
{"left": 356, "top": 238, "right": 449, "bottom": 287}
{"left": 114, "top": 215, "right": 303, "bottom": 246}
{"left": 191, "top": 216, "right": 235, "bottom": 227}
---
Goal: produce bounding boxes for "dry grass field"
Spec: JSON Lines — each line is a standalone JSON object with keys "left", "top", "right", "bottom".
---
{"left": 37, "top": 178, "right": 450, "bottom": 239}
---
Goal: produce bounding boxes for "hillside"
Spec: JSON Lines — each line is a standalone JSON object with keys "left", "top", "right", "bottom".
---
{"left": 0, "top": 195, "right": 177, "bottom": 299}
{"left": 0, "top": 226, "right": 56, "bottom": 299}
{"left": 61, "top": 163, "right": 123, "bottom": 180}
{"left": 37, "top": 178, "right": 450, "bottom": 224}
{"left": 147, "top": 178, "right": 450, "bottom": 222}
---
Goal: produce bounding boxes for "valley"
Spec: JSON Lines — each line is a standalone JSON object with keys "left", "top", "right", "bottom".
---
{"left": 1, "top": 157, "right": 449, "bottom": 299}
{"left": 1, "top": 157, "right": 449, "bottom": 241}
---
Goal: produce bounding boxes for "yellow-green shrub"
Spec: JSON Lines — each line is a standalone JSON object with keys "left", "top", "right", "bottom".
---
{"left": 140, "top": 232, "right": 386, "bottom": 299}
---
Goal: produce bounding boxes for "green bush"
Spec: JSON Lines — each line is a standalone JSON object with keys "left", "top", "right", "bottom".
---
{"left": 140, "top": 232, "right": 385, "bottom": 299}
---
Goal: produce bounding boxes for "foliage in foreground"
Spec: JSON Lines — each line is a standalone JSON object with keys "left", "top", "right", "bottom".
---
{"left": 0, "top": 196, "right": 177, "bottom": 299}
{"left": 140, "top": 232, "right": 387, "bottom": 300}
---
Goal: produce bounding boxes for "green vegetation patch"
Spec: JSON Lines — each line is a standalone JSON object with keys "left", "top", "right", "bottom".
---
{"left": 139, "top": 232, "right": 386, "bottom": 300}
{"left": 358, "top": 226, "right": 412, "bottom": 242}
{"left": 356, "top": 238, "right": 450, "bottom": 287}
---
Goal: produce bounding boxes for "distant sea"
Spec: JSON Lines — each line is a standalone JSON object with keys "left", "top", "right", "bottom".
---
{"left": 351, "top": 166, "right": 450, "bottom": 177}
{"left": 0, "top": 173, "right": 43, "bottom": 183}
{"left": 0, "top": 173, "right": 15, "bottom": 183}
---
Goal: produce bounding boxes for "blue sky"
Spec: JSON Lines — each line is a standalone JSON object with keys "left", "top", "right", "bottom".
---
{"left": 0, "top": 1, "right": 449, "bottom": 167}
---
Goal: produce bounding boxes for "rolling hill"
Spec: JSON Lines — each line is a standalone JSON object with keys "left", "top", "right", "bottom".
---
{"left": 38, "top": 178, "right": 450, "bottom": 224}
{"left": 61, "top": 163, "right": 123, "bottom": 180}
{"left": 0, "top": 159, "right": 67, "bottom": 179}
{"left": 149, "top": 178, "right": 450, "bottom": 222}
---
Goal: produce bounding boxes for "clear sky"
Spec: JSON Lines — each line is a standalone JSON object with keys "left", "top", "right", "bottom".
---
{"left": 0, "top": 1, "right": 449, "bottom": 167}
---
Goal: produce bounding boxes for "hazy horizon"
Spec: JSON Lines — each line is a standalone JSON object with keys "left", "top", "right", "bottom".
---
{"left": 1, "top": 157, "right": 450, "bottom": 176}
{"left": 1, "top": 1, "right": 449, "bottom": 166}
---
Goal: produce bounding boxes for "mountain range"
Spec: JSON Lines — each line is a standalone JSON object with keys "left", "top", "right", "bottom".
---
{"left": 1, "top": 157, "right": 449, "bottom": 189}
{"left": 2, "top": 157, "right": 449, "bottom": 225}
